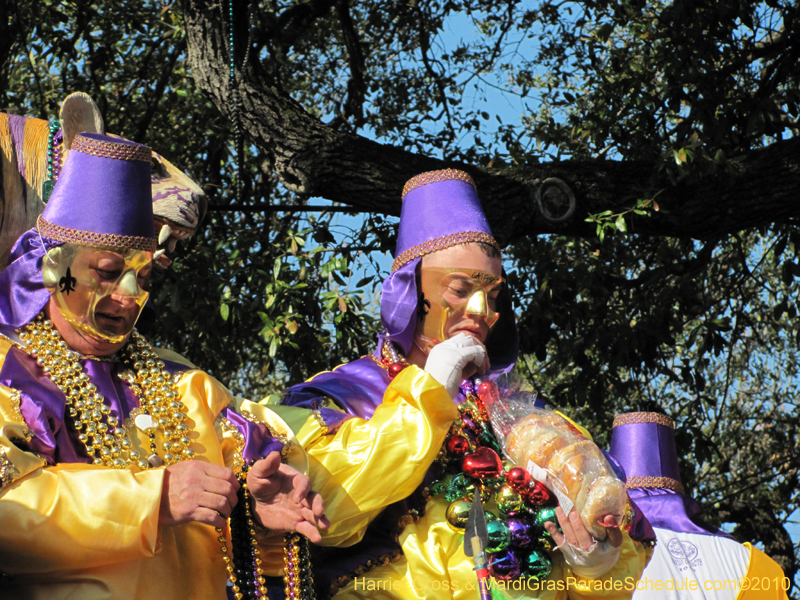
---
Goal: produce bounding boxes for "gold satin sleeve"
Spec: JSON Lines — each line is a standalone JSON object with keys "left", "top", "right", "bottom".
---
{"left": 0, "top": 383, "right": 164, "bottom": 573}
{"left": 177, "top": 371, "right": 320, "bottom": 577}
{"left": 270, "top": 364, "right": 459, "bottom": 548}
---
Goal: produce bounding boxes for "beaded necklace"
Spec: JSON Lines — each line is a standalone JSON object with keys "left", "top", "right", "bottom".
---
{"left": 18, "top": 313, "right": 192, "bottom": 469}
{"left": 42, "top": 120, "right": 63, "bottom": 202}
{"left": 220, "top": 418, "right": 316, "bottom": 600}
{"left": 22, "top": 313, "right": 316, "bottom": 598}
{"left": 375, "top": 342, "right": 557, "bottom": 583}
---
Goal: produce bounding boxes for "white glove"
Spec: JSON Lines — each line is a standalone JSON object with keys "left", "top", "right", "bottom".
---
{"left": 423, "top": 332, "right": 486, "bottom": 398}
{"left": 557, "top": 537, "right": 621, "bottom": 578}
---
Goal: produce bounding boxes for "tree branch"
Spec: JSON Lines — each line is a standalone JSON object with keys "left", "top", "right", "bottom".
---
{"left": 181, "top": 0, "right": 800, "bottom": 245}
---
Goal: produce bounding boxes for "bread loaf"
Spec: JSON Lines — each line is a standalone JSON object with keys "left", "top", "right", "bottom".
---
{"left": 505, "top": 413, "right": 625, "bottom": 539}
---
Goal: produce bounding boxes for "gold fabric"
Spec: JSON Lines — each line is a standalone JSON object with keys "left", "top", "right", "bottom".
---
{"left": 0, "top": 342, "right": 312, "bottom": 600}
{"left": 281, "top": 365, "right": 650, "bottom": 598}
{"left": 336, "top": 496, "right": 649, "bottom": 599}
{"left": 737, "top": 544, "right": 790, "bottom": 600}
{"left": 280, "top": 365, "right": 459, "bottom": 548}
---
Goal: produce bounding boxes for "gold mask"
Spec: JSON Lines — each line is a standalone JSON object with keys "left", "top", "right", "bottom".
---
{"left": 415, "top": 266, "right": 503, "bottom": 352}
{"left": 42, "top": 243, "right": 152, "bottom": 344}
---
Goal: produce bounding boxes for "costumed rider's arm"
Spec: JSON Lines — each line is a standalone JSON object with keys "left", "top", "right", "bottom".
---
{"left": 269, "top": 363, "right": 460, "bottom": 547}
{"left": 0, "top": 384, "right": 165, "bottom": 574}
{"left": 542, "top": 413, "right": 650, "bottom": 595}
{"left": 177, "top": 369, "right": 317, "bottom": 576}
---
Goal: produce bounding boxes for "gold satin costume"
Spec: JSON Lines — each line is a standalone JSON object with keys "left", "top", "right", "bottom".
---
{"left": 272, "top": 364, "right": 650, "bottom": 599}
{"left": 0, "top": 337, "right": 313, "bottom": 600}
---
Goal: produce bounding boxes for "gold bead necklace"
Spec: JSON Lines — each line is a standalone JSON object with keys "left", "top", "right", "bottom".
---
{"left": 18, "top": 313, "right": 192, "bottom": 469}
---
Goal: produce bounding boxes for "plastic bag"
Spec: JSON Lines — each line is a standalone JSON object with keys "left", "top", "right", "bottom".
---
{"left": 485, "top": 386, "right": 625, "bottom": 539}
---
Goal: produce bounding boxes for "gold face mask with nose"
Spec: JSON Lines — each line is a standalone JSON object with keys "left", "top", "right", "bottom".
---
{"left": 415, "top": 266, "right": 503, "bottom": 352}
{"left": 42, "top": 243, "right": 152, "bottom": 344}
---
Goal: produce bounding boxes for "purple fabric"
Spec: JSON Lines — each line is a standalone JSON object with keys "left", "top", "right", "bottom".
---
{"left": 9, "top": 114, "right": 28, "bottom": 179}
{"left": 396, "top": 178, "right": 493, "bottom": 256}
{"left": 609, "top": 416, "right": 734, "bottom": 539}
{"left": 42, "top": 133, "right": 155, "bottom": 239}
{"left": 628, "top": 488, "right": 735, "bottom": 541}
{"left": 220, "top": 406, "right": 284, "bottom": 462}
{"left": 0, "top": 347, "right": 192, "bottom": 464}
{"left": 377, "top": 260, "right": 419, "bottom": 356}
{"left": 0, "top": 229, "right": 56, "bottom": 333}
{"left": 609, "top": 419, "right": 682, "bottom": 482}
{"left": 282, "top": 357, "right": 389, "bottom": 429}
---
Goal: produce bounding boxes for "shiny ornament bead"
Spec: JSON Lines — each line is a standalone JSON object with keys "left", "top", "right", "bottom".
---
{"left": 429, "top": 480, "right": 447, "bottom": 496}
{"left": 446, "top": 434, "right": 470, "bottom": 456}
{"left": 445, "top": 473, "right": 475, "bottom": 502}
{"left": 462, "top": 446, "right": 503, "bottom": 479}
{"left": 488, "top": 549, "right": 522, "bottom": 580}
{"left": 522, "top": 548, "right": 553, "bottom": 581}
{"left": 477, "top": 380, "right": 499, "bottom": 406}
{"left": 533, "top": 506, "right": 559, "bottom": 535}
{"left": 496, "top": 484, "right": 524, "bottom": 516}
{"left": 387, "top": 361, "right": 406, "bottom": 379}
{"left": 506, "top": 516, "right": 534, "bottom": 548}
{"left": 506, "top": 467, "right": 531, "bottom": 490}
{"left": 524, "top": 481, "right": 552, "bottom": 506}
{"left": 445, "top": 499, "right": 472, "bottom": 529}
{"left": 485, "top": 519, "right": 510, "bottom": 553}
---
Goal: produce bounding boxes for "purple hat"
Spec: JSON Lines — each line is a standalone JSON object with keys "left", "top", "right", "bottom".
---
{"left": 379, "top": 169, "right": 518, "bottom": 371}
{"left": 0, "top": 133, "right": 155, "bottom": 332}
{"left": 38, "top": 133, "right": 156, "bottom": 251}
{"left": 609, "top": 412, "right": 734, "bottom": 539}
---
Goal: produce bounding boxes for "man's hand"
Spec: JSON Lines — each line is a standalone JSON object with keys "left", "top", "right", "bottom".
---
{"left": 247, "top": 452, "right": 330, "bottom": 543}
{"left": 424, "top": 332, "right": 488, "bottom": 398}
{"left": 545, "top": 507, "right": 623, "bottom": 578}
{"left": 159, "top": 460, "right": 240, "bottom": 529}
{"left": 545, "top": 506, "right": 623, "bottom": 550}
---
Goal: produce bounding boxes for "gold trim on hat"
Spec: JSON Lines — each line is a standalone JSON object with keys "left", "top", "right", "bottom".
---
{"left": 626, "top": 475, "right": 685, "bottom": 494}
{"left": 613, "top": 412, "right": 674, "bottom": 429}
{"left": 38, "top": 216, "right": 157, "bottom": 253}
{"left": 72, "top": 135, "right": 151, "bottom": 162}
{"left": 391, "top": 231, "right": 500, "bottom": 272}
{"left": 401, "top": 169, "right": 476, "bottom": 199}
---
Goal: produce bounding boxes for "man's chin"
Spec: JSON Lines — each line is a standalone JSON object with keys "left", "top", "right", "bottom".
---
{"left": 75, "top": 323, "right": 133, "bottom": 352}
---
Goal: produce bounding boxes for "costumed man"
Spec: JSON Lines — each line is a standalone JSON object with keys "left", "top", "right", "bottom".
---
{"left": 0, "top": 133, "right": 328, "bottom": 600}
{"left": 609, "top": 412, "right": 790, "bottom": 599}
{"left": 274, "top": 170, "right": 650, "bottom": 599}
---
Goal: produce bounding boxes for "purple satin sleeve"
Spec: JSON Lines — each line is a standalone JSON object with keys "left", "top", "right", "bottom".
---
{"left": 280, "top": 357, "right": 392, "bottom": 428}
{"left": 628, "top": 488, "right": 736, "bottom": 540}
{"left": 219, "top": 406, "right": 284, "bottom": 462}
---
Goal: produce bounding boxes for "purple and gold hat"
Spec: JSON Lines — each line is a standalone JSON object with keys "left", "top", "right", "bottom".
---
{"left": 38, "top": 133, "right": 156, "bottom": 251}
{"left": 380, "top": 169, "right": 517, "bottom": 371}
{"left": 0, "top": 133, "right": 155, "bottom": 333}
{"left": 392, "top": 170, "right": 500, "bottom": 272}
{"left": 609, "top": 411, "right": 733, "bottom": 539}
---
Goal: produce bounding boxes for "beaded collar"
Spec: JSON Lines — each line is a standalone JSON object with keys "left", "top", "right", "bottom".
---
{"left": 18, "top": 313, "right": 192, "bottom": 469}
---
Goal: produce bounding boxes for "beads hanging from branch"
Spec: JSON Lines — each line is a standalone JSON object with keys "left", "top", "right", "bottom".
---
{"left": 223, "top": 0, "right": 253, "bottom": 205}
